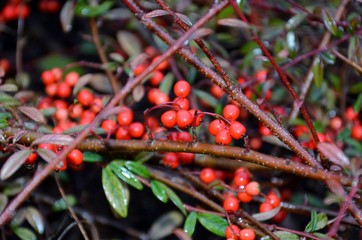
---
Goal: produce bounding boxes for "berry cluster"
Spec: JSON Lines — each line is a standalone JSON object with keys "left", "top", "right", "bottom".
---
{"left": 225, "top": 225, "right": 255, "bottom": 240}
{"left": 0, "top": 0, "right": 30, "bottom": 22}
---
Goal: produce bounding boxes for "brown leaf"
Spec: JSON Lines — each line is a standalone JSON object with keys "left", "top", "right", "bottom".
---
{"left": 0, "top": 149, "right": 32, "bottom": 180}
{"left": 317, "top": 142, "right": 349, "bottom": 167}
{"left": 18, "top": 106, "right": 46, "bottom": 125}
{"left": 217, "top": 18, "right": 250, "bottom": 29}
{"left": 132, "top": 85, "right": 145, "bottom": 102}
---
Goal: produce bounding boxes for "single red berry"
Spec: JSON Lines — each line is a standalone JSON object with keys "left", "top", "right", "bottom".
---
{"left": 223, "top": 195, "right": 239, "bottom": 212}
{"left": 345, "top": 107, "right": 359, "bottom": 121}
{"left": 15, "top": 4, "right": 30, "bottom": 19}
{"left": 128, "top": 122, "right": 145, "bottom": 138}
{"left": 154, "top": 91, "right": 170, "bottom": 105}
{"left": 254, "top": 69, "right": 268, "bottom": 82}
{"left": 233, "top": 171, "right": 250, "bottom": 187}
{"left": 56, "top": 82, "right": 71, "bottom": 98}
{"left": 38, "top": 143, "right": 56, "bottom": 152}
{"left": 259, "top": 202, "right": 274, "bottom": 213}
{"left": 133, "top": 64, "right": 146, "bottom": 76}
{"left": 46, "top": 0, "right": 61, "bottom": 13}
{"left": 249, "top": 137, "right": 262, "bottom": 150}
{"left": 271, "top": 210, "right": 287, "bottom": 223}
{"left": 176, "top": 110, "right": 193, "bottom": 128}
{"left": 210, "top": 84, "right": 224, "bottom": 99}
{"left": 174, "top": 80, "right": 191, "bottom": 98}
{"left": 41, "top": 70, "right": 57, "bottom": 85}
{"left": 25, "top": 152, "right": 38, "bottom": 165}
{"left": 115, "top": 127, "right": 131, "bottom": 140}
{"left": 149, "top": 70, "right": 164, "bottom": 86}
{"left": 101, "top": 119, "right": 117, "bottom": 134}
{"left": 54, "top": 108, "right": 68, "bottom": 121}
{"left": 239, "top": 228, "right": 255, "bottom": 240}
{"left": 267, "top": 192, "right": 281, "bottom": 208}
{"left": 259, "top": 124, "right": 272, "bottom": 136}
{"left": 45, "top": 83, "right": 57, "bottom": 97}
{"left": 2, "top": 4, "right": 17, "bottom": 21}
{"left": 215, "top": 129, "right": 232, "bottom": 145}
{"left": 152, "top": 56, "right": 169, "bottom": 71}
{"left": 65, "top": 71, "right": 79, "bottom": 87}
{"left": 173, "top": 97, "right": 190, "bottom": 110}
{"left": 329, "top": 116, "right": 343, "bottom": 130}
{"left": 117, "top": 107, "right": 134, "bottom": 126}
{"left": 77, "top": 89, "right": 94, "bottom": 107}
{"left": 178, "top": 152, "right": 194, "bottom": 165}
{"left": 68, "top": 104, "right": 83, "bottom": 119}
{"left": 51, "top": 68, "right": 63, "bottom": 80}
{"left": 238, "top": 192, "right": 253, "bottom": 203}
{"left": 161, "top": 110, "right": 177, "bottom": 128}
{"left": 177, "top": 132, "right": 193, "bottom": 142}
{"left": 199, "top": 168, "right": 216, "bottom": 184}
{"left": 229, "top": 121, "right": 246, "bottom": 139}
{"left": 225, "top": 225, "right": 240, "bottom": 240}
{"left": 80, "top": 110, "right": 96, "bottom": 124}
{"left": 90, "top": 97, "right": 103, "bottom": 113}
{"left": 188, "top": 109, "right": 204, "bottom": 127}
{"left": 245, "top": 181, "right": 260, "bottom": 196}
{"left": 223, "top": 104, "right": 240, "bottom": 121}
{"left": 55, "top": 158, "right": 67, "bottom": 171}
{"left": 351, "top": 123, "right": 362, "bottom": 141}
{"left": 66, "top": 149, "right": 83, "bottom": 165}
{"left": 208, "top": 119, "right": 226, "bottom": 136}
{"left": 53, "top": 100, "right": 68, "bottom": 109}
{"left": 162, "top": 152, "right": 179, "bottom": 169}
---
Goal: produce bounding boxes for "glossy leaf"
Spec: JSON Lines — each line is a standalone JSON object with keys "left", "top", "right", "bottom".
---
{"left": 305, "top": 210, "right": 328, "bottom": 232}
{"left": 312, "top": 57, "right": 324, "bottom": 88}
{"left": 60, "top": 0, "right": 75, "bottom": 32}
{"left": 102, "top": 167, "right": 129, "bottom": 217}
{"left": 150, "top": 180, "right": 168, "bottom": 203}
{"left": 18, "top": 106, "right": 46, "bottom": 125}
{"left": 31, "top": 134, "right": 74, "bottom": 146}
{"left": 125, "top": 161, "right": 150, "bottom": 178}
{"left": 252, "top": 206, "right": 281, "bottom": 221}
{"left": 159, "top": 72, "right": 174, "bottom": 95}
{"left": 197, "top": 213, "right": 227, "bottom": 237}
{"left": 261, "top": 231, "right": 299, "bottom": 240}
{"left": 109, "top": 161, "right": 143, "bottom": 190}
{"left": 75, "top": 1, "right": 114, "bottom": 17}
{"left": 83, "top": 151, "right": 103, "bottom": 163}
{"left": 148, "top": 211, "right": 184, "bottom": 240}
{"left": 322, "top": 9, "right": 338, "bottom": 36}
{"left": 25, "top": 207, "right": 44, "bottom": 234}
{"left": 184, "top": 212, "right": 197, "bottom": 237}
{"left": 13, "top": 227, "right": 37, "bottom": 240}
{"left": 0, "top": 149, "right": 32, "bottom": 180}
{"left": 163, "top": 184, "right": 187, "bottom": 215}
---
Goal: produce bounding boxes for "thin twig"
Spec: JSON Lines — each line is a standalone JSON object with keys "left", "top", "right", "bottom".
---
{"left": 331, "top": 49, "right": 362, "bottom": 73}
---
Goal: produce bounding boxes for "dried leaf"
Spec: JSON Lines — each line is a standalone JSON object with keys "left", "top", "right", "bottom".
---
{"left": 18, "top": 106, "right": 46, "bottom": 125}
{"left": 189, "top": 28, "right": 213, "bottom": 41}
{"left": 144, "top": 10, "right": 192, "bottom": 26}
{"left": 31, "top": 134, "right": 74, "bottom": 146}
{"left": 317, "top": 142, "right": 349, "bottom": 167}
{"left": 217, "top": 18, "right": 250, "bottom": 29}
{"left": 88, "top": 73, "right": 113, "bottom": 93}
{"left": 60, "top": 1, "right": 75, "bottom": 32}
{"left": 0, "top": 149, "right": 32, "bottom": 180}
{"left": 132, "top": 85, "right": 145, "bottom": 102}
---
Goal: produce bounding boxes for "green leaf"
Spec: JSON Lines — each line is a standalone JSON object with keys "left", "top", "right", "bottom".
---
{"left": 262, "top": 231, "right": 299, "bottom": 240}
{"left": 193, "top": 89, "right": 218, "bottom": 108}
{"left": 197, "top": 213, "right": 227, "bottom": 237}
{"left": 0, "top": 92, "right": 20, "bottom": 107}
{"left": 52, "top": 195, "right": 76, "bottom": 211}
{"left": 321, "top": 51, "right": 335, "bottom": 65}
{"left": 83, "top": 151, "right": 103, "bottom": 163}
{"left": 75, "top": 1, "right": 115, "bottom": 17}
{"left": 350, "top": 82, "right": 362, "bottom": 94}
{"left": 12, "top": 227, "right": 37, "bottom": 240}
{"left": 109, "top": 162, "right": 143, "bottom": 190}
{"left": 163, "top": 184, "right": 187, "bottom": 215}
{"left": 150, "top": 180, "right": 168, "bottom": 203}
{"left": 102, "top": 167, "right": 129, "bottom": 217}
{"left": 322, "top": 9, "right": 338, "bottom": 36}
{"left": 285, "top": 13, "right": 307, "bottom": 31}
{"left": 184, "top": 212, "right": 197, "bottom": 237}
{"left": 0, "top": 194, "right": 8, "bottom": 213}
{"left": 305, "top": 210, "right": 328, "bottom": 232}
{"left": 353, "top": 93, "right": 362, "bottom": 113}
{"left": 159, "top": 72, "right": 174, "bottom": 95}
{"left": 125, "top": 161, "right": 150, "bottom": 178}
{"left": 313, "top": 57, "right": 324, "bottom": 88}
{"left": 25, "top": 207, "right": 44, "bottom": 234}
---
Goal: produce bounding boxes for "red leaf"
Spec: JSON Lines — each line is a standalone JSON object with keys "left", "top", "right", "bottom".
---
{"left": 31, "top": 134, "right": 74, "bottom": 146}
{"left": 18, "top": 106, "right": 46, "bottom": 125}
{"left": 0, "top": 149, "right": 32, "bottom": 180}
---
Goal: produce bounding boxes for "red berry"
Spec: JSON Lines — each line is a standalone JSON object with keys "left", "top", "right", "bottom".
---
{"left": 259, "top": 124, "right": 272, "bottom": 136}
{"left": 38, "top": 143, "right": 56, "bottom": 152}
{"left": 80, "top": 110, "right": 96, "bottom": 124}
{"left": 215, "top": 129, "right": 232, "bottom": 145}
{"left": 128, "top": 122, "right": 145, "bottom": 138}
{"left": 208, "top": 119, "right": 226, "bottom": 136}
{"left": 65, "top": 71, "right": 79, "bottom": 87}
{"left": 117, "top": 107, "right": 134, "bottom": 126}
{"left": 56, "top": 82, "right": 71, "bottom": 98}
{"left": 101, "top": 119, "right": 117, "bottom": 134}
{"left": 239, "top": 228, "right": 255, "bottom": 240}
{"left": 345, "top": 107, "right": 359, "bottom": 121}
{"left": 245, "top": 181, "right": 260, "bottom": 196}
{"left": 25, "top": 152, "right": 38, "bottom": 165}
{"left": 237, "top": 192, "right": 253, "bottom": 203}
{"left": 162, "top": 152, "right": 179, "bottom": 169}
{"left": 176, "top": 110, "right": 193, "bottom": 128}
{"left": 272, "top": 210, "right": 287, "bottom": 223}
{"left": 351, "top": 123, "right": 362, "bottom": 141}
{"left": 77, "top": 89, "right": 94, "bottom": 107}
{"left": 91, "top": 97, "right": 103, "bottom": 113}
{"left": 254, "top": 69, "right": 268, "bottom": 82}
{"left": 233, "top": 171, "right": 250, "bottom": 187}
{"left": 259, "top": 202, "right": 273, "bottom": 213}
{"left": 152, "top": 56, "right": 169, "bottom": 71}
{"left": 210, "top": 84, "right": 224, "bottom": 99}
{"left": 154, "top": 91, "right": 170, "bottom": 105}
{"left": 56, "top": 158, "right": 67, "bottom": 171}
{"left": 133, "top": 64, "right": 146, "bottom": 76}
{"left": 173, "top": 97, "right": 190, "bottom": 110}
{"left": 223, "top": 196, "right": 239, "bottom": 212}
{"left": 178, "top": 152, "right": 194, "bottom": 165}
{"left": 2, "top": 4, "right": 17, "bottom": 20}
{"left": 329, "top": 116, "right": 343, "bottom": 130}
{"left": 115, "top": 127, "right": 131, "bottom": 140}
{"left": 54, "top": 108, "right": 68, "bottom": 121}
{"left": 188, "top": 109, "right": 204, "bottom": 127}
{"left": 161, "top": 110, "right": 177, "bottom": 128}
{"left": 229, "top": 121, "right": 246, "bottom": 139}
{"left": 45, "top": 83, "right": 57, "bottom": 97}
{"left": 225, "top": 225, "right": 240, "bottom": 240}
{"left": 223, "top": 104, "right": 240, "bottom": 121}
{"left": 149, "top": 70, "right": 164, "bottom": 86}
{"left": 199, "top": 168, "right": 216, "bottom": 184}
{"left": 68, "top": 104, "right": 83, "bottom": 119}
{"left": 267, "top": 192, "right": 281, "bottom": 208}
{"left": 174, "top": 80, "right": 191, "bottom": 98}
{"left": 41, "top": 70, "right": 57, "bottom": 85}
{"left": 66, "top": 149, "right": 83, "bottom": 165}
{"left": 177, "top": 132, "right": 193, "bottom": 142}
{"left": 15, "top": 4, "right": 30, "bottom": 19}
